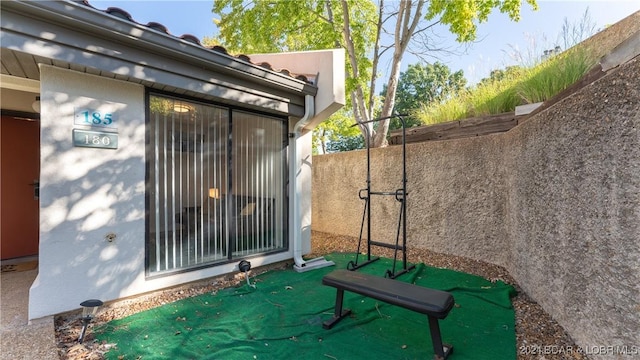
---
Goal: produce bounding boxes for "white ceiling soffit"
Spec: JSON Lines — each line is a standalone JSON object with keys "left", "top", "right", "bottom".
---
{"left": 0, "top": 74, "right": 39, "bottom": 92}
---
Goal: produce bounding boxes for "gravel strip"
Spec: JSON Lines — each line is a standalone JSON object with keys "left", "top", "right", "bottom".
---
{"left": 55, "top": 231, "right": 587, "bottom": 360}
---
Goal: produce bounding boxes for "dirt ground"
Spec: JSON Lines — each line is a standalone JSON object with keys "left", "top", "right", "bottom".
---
{"left": 55, "top": 231, "right": 588, "bottom": 360}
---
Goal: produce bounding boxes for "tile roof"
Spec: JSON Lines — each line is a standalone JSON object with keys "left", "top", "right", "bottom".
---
{"left": 76, "top": 0, "right": 312, "bottom": 84}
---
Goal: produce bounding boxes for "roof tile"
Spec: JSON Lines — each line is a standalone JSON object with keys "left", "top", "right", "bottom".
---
{"left": 104, "top": 7, "right": 132, "bottom": 21}
{"left": 146, "top": 22, "right": 168, "bottom": 34}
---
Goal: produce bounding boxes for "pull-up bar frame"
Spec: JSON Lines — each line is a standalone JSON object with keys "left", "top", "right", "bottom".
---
{"left": 346, "top": 114, "right": 415, "bottom": 278}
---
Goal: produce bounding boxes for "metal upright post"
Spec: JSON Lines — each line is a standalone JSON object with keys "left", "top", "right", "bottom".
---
{"left": 348, "top": 122, "right": 380, "bottom": 270}
{"left": 400, "top": 114, "right": 410, "bottom": 274}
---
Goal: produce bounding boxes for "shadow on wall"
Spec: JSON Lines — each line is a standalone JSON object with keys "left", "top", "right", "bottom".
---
{"left": 31, "top": 59, "right": 290, "bottom": 318}
{"left": 40, "top": 121, "right": 145, "bottom": 298}
{"left": 31, "top": 64, "right": 149, "bottom": 319}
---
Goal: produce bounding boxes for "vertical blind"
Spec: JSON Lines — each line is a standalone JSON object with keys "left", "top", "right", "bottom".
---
{"left": 148, "top": 95, "right": 287, "bottom": 275}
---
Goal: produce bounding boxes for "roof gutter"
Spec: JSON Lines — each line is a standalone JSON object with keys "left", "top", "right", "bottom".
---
{"left": 2, "top": 0, "right": 317, "bottom": 97}
{"left": 291, "top": 94, "right": 335, "bottom": 272}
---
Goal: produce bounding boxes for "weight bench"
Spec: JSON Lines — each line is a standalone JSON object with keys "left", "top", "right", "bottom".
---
{"left": 322, "top": 270, "right": 454, "bottom": 360}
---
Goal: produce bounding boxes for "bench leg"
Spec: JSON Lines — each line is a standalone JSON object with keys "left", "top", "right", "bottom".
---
{"left": 323, "top": 289, "right": 352, "bottom": 329}
{"left": 428, "top": 316, "right": 453, "bottom": 360}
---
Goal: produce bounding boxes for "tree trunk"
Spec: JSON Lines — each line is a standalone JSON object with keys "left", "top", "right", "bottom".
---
{"left": 368, "top": 0, "right": 384, "bottom": 120}
{"left": 373, "top": 0, "right": 424, "bottom": 147}
{"left": 342, "top": 0, "right": 374, "bottom": 146}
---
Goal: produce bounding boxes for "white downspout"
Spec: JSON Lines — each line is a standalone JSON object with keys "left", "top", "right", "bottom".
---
{"left": 291, "top": 95, "right": 334, "bottom": 272}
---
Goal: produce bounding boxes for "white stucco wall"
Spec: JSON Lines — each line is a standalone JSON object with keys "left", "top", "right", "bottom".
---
{"left": 29, "top": 66, "right": 299, "bottom": 319}
{"left": 297, "top": 129, "right": 313, "bottom": 255}
{"left": 31, "top": 65, "right": 148, "bottom": 319}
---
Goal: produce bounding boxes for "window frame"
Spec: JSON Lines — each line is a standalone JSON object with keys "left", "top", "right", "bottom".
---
{"left": 144, "top": 91, "right": 290, "bottom": 278}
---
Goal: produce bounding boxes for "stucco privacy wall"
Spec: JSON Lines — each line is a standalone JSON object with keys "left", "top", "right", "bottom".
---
{"left": 30, "top": 66, "right": 296, "bottom": 319}
{"left": 505, "top": 57, "right": 640, "bottom": 352}
{"left": 312, "top": 128, "right": 510, "bottom": 266}
{"left": 312, "top": 58, "right": 639, "bottom": 350}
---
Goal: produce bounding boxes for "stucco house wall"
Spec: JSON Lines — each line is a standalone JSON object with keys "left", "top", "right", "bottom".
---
{"left": 31, "top": 65, "right": 300, "bottom": 319}
{"left": 1, "top": 1, "right": 345, "bottom": 320}
{"left": 28, "top": 62, "right": 342, "bottom": 318}
{"left": 312, "top": 56, "right": 639, "bottom": 351}
{"left": 32, "top": 65, "right": 146, "bottom": 319}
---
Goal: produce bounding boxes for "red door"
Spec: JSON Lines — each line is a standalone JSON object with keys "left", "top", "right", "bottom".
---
{"left": 1, "top": 116, "right": 40, "bottom": 260}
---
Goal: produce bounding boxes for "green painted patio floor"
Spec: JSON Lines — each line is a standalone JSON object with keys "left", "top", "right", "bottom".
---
{"left": 96, "top": 253, "right": 516, "bottom": 359}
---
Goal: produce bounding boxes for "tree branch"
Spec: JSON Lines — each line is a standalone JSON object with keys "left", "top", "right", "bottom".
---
{"left": 342, "top": 0, "right": 371, "bottom": 137}
{"left": 367, "top": 0, "right": 384, "bottom": 119}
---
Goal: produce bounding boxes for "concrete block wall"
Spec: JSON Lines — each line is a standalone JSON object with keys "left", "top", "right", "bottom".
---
{"left": 312, "top": 58, "right": 639, "bottom": 353}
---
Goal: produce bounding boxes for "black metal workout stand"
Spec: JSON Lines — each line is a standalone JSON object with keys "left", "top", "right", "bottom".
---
{"left": 347, "top": 114, "right": 415, "bottom": 279}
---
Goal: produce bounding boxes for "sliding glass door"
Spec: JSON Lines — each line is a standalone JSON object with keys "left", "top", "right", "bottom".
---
{"left": 147, "top": 94, "right": 287, "bottom": 275}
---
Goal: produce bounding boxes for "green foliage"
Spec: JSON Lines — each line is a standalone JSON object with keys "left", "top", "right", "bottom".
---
{"left": 415, "top": 92, "right": 468, "bottom": 125}
{"left": 212, "top": 1, "right": 335, "bottom": 53}
{"left": 386, "top": 62, "right": 466, "bottom": 130}
{"left": 477, "top": 66, "right": 524, "bottom": 86}
{"left": 516, "top": 49, "right": 595, "bottom": 103}
{"left": 211, "top": 0, "right": 538, "bottom": 152}
{"left": 312, "top": 109, "right": 362, "bottom": 154}
{"left": 415, "top": 47, "right": 597, "bottom": 124}
{"left": 426, "top": 0, "right": 538, "bottom": 42}
{"left": 326, "top": 133, "right": 364, "bottom": 153}
{"left": 149, "top": 96, "right": 173, "bottom": 115}
{"left": 212, "top": 0, "right": 376, "bottom": 98}
{"left": 469, "top": 76, "right": 522, "bottom": 116}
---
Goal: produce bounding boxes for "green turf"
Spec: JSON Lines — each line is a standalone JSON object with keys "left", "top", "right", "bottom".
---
{"left": 95, "top": 253, "right": 516, "bottom": 359}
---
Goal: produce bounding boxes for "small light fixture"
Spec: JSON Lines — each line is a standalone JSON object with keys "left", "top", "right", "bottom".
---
{"left": 32, "top": 96, "right": 41, "bottom": 113}
{"left": 209, "top": 188, "right": 220, "bottom": 199}
{"left": 173, "top": 103, "right": 193, "bottom": 113}
{"left": 78, "top": 299, "right": 103, "bottom": 343}
{"left": 238, "top": 260, "right": 256, "bottom": 288}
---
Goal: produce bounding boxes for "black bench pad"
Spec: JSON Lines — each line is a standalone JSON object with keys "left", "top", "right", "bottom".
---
{"left": 322, "top": 269, "right": 455, "bottom": 359}
{"left": 322, "top": 270, "right": 454, "bottom": 318}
